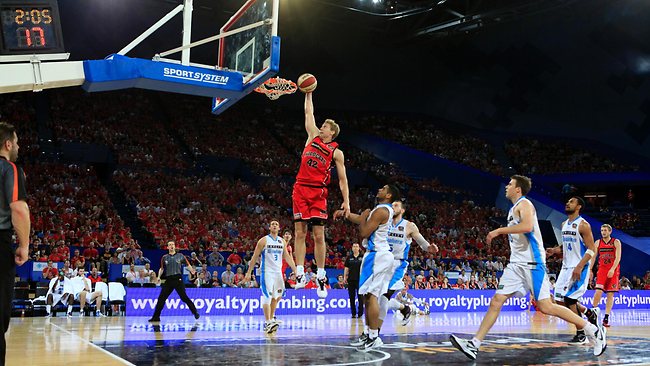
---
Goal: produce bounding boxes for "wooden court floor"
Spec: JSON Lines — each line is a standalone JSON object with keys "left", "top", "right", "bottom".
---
{"left": 8, "top": 309, "right": 650, "bottom": 365}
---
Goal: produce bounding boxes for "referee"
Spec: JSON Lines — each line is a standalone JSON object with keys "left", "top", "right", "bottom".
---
{"left": 344, "top": 243, "right": 364, "bottom": 318}
{"left": 0, "top": 122, "right": 29, "bottom": 366}
{"left": 149, "top": 241, "right": 199, "bottom": 322}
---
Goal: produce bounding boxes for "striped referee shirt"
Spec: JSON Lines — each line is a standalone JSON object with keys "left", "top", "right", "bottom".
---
{"left": 0, "top": 156, "right": 27, "bottom": 231}
{"left": 161, "top": 252, "right": 191, "bottom": 276}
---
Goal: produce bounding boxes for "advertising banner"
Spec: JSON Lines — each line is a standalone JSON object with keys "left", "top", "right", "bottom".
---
{"left": 125, "top": 288, "right": 650, "bottom": 317}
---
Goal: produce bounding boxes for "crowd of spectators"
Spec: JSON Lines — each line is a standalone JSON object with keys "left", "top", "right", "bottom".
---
{"left": 344, "top": 114, "right": 503, "bottom": 175}
{"left": 26, "top": 162, "right": 130, "bottom": 264}
{"left": 49, "top": 90, "right": 189, "bottom": 168}
{"left": 113, "top": 169, "right": 291, "bottom": 253}
{"left": 0, "top": 93, "right": 40, "bottom": 160}
{"left": 11, "top": 90, "right": 647, "bottom": 291}
{"left": 162, "top": 96, "right": 297, "bottom": 176}
{"left": 505, "top": 138, "right": 639, "bottom": 175}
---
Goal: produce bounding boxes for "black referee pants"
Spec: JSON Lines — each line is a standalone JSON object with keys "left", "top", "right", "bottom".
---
{"left": 347, "top": 281, "right": 364, "bottom": 317}
{"left": 151, "top": 275, "right": 198, "bottom": 319}
{"left": 1, "top": 234, "right": 15, "bottom": 366}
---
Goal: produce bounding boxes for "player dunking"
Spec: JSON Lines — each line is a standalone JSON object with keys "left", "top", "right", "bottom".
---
{"left": 592, "top": 224, "right": 621, "bottom": 328}
{"left": 450, "top": 175, "right": 606, "bottom": 360}
{"left": 293, "top": 92, "right": 350, "bottom": 298}
{"left": 546, "top": 196, "right": 599, "bottom": 344}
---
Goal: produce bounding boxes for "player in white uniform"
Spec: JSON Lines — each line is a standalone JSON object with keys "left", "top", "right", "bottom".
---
{"left": 336, "top": 184, "right": 400, "bottom": 352}
{"left": 45, "top": 272, "right": 74, "bottom": 317}
{"left": 70, "top": 268, "right": 106, "bottom": 317}
{"left": 246, "top": 220, "right": 296, "bottom": 334}
{"left": 380, "top": 201, "right": 438, "bottom": 327}
{"left": 546, "top": 196, "right": 598, "bottom": 344}
{"left": 450, "top": 175, "right": 606, "bottom": 360}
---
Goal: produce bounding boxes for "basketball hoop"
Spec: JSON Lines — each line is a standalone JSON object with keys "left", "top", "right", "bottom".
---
{"left": 254, "top": 77, "right": 297, "bottom": 100}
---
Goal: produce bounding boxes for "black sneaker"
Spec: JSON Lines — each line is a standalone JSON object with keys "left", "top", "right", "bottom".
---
{"left": 350, "top": 333, "right": 368, "bottom": 347}
{"left": 587, "top": 307, "right": 599, "bottom": 326}
{"left": 401, "top": 305, "right": 412, "bottom": 326}
{"left": 569, "top": 333, "right": 588, "bottom": 345}
{"left": 449, "top": 334, "right": 478, "bottom": 360}
{"left": 148, "top": 317, "right": 160, "bottom": 322}
{"left": 194, "top": 312, "right": 200, "bottom": 320}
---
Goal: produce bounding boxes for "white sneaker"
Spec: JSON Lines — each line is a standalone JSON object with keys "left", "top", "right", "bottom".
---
{"left": 350, "top": 333, "right": 368, "bottom": 347}
{"left": 45, "top": 313, "right": 52, "bottom": 318}
{"left": 316, "top": 277, "right": 328, "bottom": 298}
{"left": 272, "top": 317, "right": 283, "bottom": 324}
{"left": 67, "top": 312, "right": 72, "bottom": 318}
{"left": 450, "top": 334, "right": 478, "bottom": 360}
{"left": 96, "top": 312, "right": 107, "bottom": 318}
{"left": 356, "top": 336, "right": 383, "bottom": 352}
{"left": 294, "top": 275, "right": 307, "bottom": 289}
{"left": 587, "top": 323, "right": 607, "bottom": 356}
{"left": 265, "top": 321, "right": 279, "bottom": 334}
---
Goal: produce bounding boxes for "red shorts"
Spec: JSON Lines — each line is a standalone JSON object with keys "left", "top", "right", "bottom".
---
{"left": 595, "top": 267, "right": 620, "bottom": 292}
{"left": 292, "top": 184, "right": 328, "bottom": 221}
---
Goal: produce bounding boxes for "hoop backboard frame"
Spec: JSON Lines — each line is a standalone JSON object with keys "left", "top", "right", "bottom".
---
{"left": 0, "top": 0, "right": 281, "bottom": 116}
{"left": 212, "top": 0, "right": 280, "bottom": 115}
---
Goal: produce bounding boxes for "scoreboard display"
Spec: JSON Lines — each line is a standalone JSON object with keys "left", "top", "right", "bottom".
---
{"left": 0, "top": 0, "right": 64, "bottom": 54}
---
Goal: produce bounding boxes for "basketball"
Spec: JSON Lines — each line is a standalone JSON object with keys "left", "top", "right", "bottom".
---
{"left": 297, "top": 73, "right": 317, "bottom": 93}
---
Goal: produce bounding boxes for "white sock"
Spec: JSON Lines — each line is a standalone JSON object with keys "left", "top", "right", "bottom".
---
{"left": 46, "top": 305, "right": 51, "bottom": 314}
{"left": 471, "top": 337, "right": 482, "bottom": 348}
{"left": 296, "top": 265, "right": 304, "bottom": 277}
{"left": 67, "top": 305, "right": 73, "bottom": 313}
{"left": 317, "top": 268, "right": 326, "bottom": 280}
{"left": 388, "top": 298, "right": 402, "bottom": 311}
{"left": 369, "top": 329, "right": 379, "bottom": 339}
{"left": 582, "top": 323, "right": 597, "bottom": 336}
{"left": 363, "top": 325, "right": 369, "bottom": 335}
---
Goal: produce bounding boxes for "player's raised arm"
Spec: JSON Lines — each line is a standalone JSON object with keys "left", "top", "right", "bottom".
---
{"left": 408, "top": 222, "right": 438, "bottom": 253}
{"left": 304, "top": 93, "right": 320, "bottom": 144}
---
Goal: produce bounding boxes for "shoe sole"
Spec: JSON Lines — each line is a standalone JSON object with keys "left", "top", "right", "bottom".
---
{"left": 449, "top": 335, "right": 477, "bottom": 361}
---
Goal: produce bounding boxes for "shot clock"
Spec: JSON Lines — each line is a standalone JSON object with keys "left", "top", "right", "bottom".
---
{"left": 0, "top": 0, "right": 64, "bottom": 54}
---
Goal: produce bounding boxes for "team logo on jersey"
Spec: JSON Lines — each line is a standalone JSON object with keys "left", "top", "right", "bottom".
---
{"left": 572, "top": 223, "right": 577, "bottom": 228}
{"left": 277, "top": 289, "right": 283, "bottom": 294}
{"left": 508, "top": 216, "right": 513, "bottom": 222}
{"left": 398, "top": 226, "right": 404, "bottom": 231}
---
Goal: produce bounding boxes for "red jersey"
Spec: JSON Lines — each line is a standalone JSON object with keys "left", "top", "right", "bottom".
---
{"left": 597, "top": 237, "right": 619, "bottom": 270}
{"left": 295, "top": 137, "right": 338, "bottom": 187}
